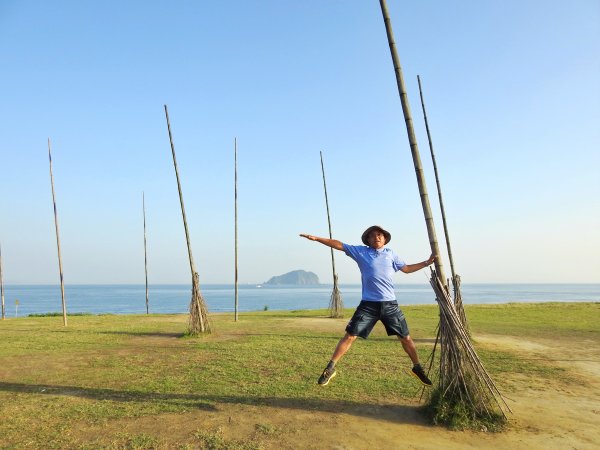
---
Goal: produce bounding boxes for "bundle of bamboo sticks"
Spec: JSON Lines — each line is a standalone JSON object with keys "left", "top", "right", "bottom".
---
{"left": 430, "top": 269, "right": 511, "bottom": 421}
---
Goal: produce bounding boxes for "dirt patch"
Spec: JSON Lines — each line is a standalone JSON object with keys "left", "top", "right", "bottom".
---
{"left": 476, "top": 334, "right": 600, "bottom": 382}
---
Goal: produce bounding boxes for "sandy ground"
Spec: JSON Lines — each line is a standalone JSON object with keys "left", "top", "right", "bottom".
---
{"left": 78, "top": 331, "right": 600, "bottom": 449}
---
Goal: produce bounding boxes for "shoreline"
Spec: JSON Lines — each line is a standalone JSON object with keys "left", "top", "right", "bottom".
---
{"left": 9, "top": 300, "right": 599, "bottom": 319}
{"left": 2, "top": 283, "right": 598, "bottom": 317}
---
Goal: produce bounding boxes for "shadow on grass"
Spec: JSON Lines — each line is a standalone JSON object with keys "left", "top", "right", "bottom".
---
{"left": 97, "top": 331, "right": 186, "bottom": 338}
{"left": 413, "top": 338, "right": 438, "bottom": 344}
{"left": 0, "top": 381, "right": 428, "bottom": 426}
{"left": 232, "top": 334, "right": 438, "bottom": 344}
{"left": 238, "top": 311, "right": 333, "bottom": 319}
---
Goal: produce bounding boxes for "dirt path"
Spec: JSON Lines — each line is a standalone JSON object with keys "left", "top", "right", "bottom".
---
{"left": 222, "top": 334, "right": 599, "bottom": 449}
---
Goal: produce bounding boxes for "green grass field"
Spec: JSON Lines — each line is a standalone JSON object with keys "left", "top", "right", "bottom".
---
{"left": 0, "top": 302, "right": 598, "bottom": 449}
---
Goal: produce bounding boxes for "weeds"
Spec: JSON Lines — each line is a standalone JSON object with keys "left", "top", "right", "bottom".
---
{"left": 194, "top": 428, "right": 262, "bottom": 450}
{"left": 426, "top": 387, "right": 507, "bottom": 432}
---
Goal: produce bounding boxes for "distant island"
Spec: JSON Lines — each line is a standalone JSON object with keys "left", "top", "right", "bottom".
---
{"left": 264, "top": 270, "right": 320, "bottom": 285}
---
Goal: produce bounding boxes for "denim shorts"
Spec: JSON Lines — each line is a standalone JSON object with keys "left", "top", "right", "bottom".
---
{"left": 345, "top": 300, "right": 410, "bottom": 339}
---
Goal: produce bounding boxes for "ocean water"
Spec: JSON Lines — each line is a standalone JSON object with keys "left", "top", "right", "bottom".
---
{"left": 1, "top": 283, "right": 598, "bottom": 317}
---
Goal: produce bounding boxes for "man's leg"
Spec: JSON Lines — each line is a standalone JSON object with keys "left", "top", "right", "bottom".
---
{"left": 318, "top": 333, "right": 357, "bottom": 386}
{"left": 332, "top": 333, "right": 358, "bottom": 362}
{"left": 381, "top": 302, "right": 432, "bottom": 386}
{"left": 398, "top": 335, "right": 432, "bottom": 386}
{"left": 318, "top": 301, "right": 378, "bottom": 386}
{"left": 398, "top": 335, "right": 419, "bottom": 365}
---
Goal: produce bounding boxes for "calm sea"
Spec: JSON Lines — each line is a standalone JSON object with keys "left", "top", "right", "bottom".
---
{"left": 1, "top": 283, "right": 598, "bottom": 317}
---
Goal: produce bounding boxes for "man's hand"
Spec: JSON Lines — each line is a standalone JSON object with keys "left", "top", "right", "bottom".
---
{"left": 299, "top": 234, "right": 344, "bottom": 251}
{"left": 425, "top": 254, "right": 436, "bottom": 266}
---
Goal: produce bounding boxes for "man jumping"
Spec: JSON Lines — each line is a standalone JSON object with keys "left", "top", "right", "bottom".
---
{"left": 300, "top": 225, "right": 434, "bottom": 386}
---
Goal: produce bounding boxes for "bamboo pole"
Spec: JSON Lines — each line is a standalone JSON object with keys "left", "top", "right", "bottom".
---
{"left": 48, "top": 139, "right": 68, "bottom": 327}
{"left": 163, "top": 105, "right": 211, "bottom": 334}
{"left": 320, "top": 151, "right": 343, "bottom": 318}
{"left": 234, "top": 137, "right": 239, "bottom": 322}
{"left": 143, "top": 192, "right": 149, "bottom": 314}
{"left": 164, "top": 106, "right": 196, "bottom": 278}
{"left": 417, "top": 75, "right": 456, "bottom": 280}
{"left": 377, "top": 1, "right": 508, "bottom": 427}
{"left": 0, "top": 243, "right": 5, "bottom": 320}
{"left": 417, "top": 75, "right": 468, "bottom": 327}
{"left": 378, "top": 0, "right": 447, "bottom": 290}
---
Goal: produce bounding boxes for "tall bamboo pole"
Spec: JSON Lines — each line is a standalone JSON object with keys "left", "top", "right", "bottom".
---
{"left": 234, "top": 138, "right": 239, "bottom": 322}
{"left": 0, "top": 243, "right": 5, "bottom": 320}
{"left": 320, "top": 151, "right": 343, "bottom": 318}
{"left": 417, "top": 75, "right": 468, "bottom": 327}
{"left": 320, "top": 152, "right": 337, "bottom": 280}
{"left": 48, "top": 139, "right": 68, "bottom": 326}
{"left": 164, "top": 107, "right": 196, "bottom": 278}
{"left": 377, "top": 4, "right": 506, "bottom": 425}
{"left": 417, "top": 75, "right": 456, "bottom": 280}
{"left": 143, "top": 192, "right": 149, "bottom": 314}
{"left": 163, "top": 105, "right": 211, "bottom": 334}
{"left": 378, "top": 0, "right": 447, "bottom": 289}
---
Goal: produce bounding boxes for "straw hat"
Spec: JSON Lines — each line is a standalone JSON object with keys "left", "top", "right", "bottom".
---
{"left": 361, "top": 225, "right": 391, "bottom": 246}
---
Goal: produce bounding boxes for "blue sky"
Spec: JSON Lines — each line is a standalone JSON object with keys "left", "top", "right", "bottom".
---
{"left": 1, "top": 0, "right": 598, "bottom": 285}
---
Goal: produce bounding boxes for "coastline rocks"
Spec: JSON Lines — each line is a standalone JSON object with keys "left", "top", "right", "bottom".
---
{"left": 265, "top": 270, "right": 320, "bottom": 285}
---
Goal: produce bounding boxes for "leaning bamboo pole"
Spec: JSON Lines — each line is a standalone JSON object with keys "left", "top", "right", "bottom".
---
{"left": 378, "top": 0, "right": 447, "bottom": 290}
{"left": 143, "top": 192, "right": 149, "bottom": 314}
{"left": 417, "top": 76, "right": 456, "bottom": 281}
{"left": 417, "top": 75, "right": 467, "bottom": 328}
{"left": 319, "top": 151, "right": 344, "bottom": 318}
{"left": 378, "top": 0, "right": 507, "bottom": 427}
{"left": 0, "top": 243, "right": 5, "bottom": 320}
{"left": 234, "top": 138, "right": 239, "bottom": 322}
{"left": 163, "top": 105, "right": 211, "bottom": 334}
{"left": 47, "top": 139, "right": 68, "bottom": 327}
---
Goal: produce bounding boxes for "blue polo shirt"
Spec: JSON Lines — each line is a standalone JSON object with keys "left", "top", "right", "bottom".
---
{"left": 343, "top": 243, "right": 406, "bottom": 301}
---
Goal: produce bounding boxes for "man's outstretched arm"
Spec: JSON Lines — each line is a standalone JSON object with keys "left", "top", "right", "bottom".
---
{"left": 400, "top": 254, "right": 436, "bottom": 274}
{"left": 299, "top": 234, "right": 344, "bottom": 251}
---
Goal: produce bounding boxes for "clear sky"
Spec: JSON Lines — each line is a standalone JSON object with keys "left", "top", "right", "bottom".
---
{"left": 1, "top": 1, "right": 598, "bottom": 285}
